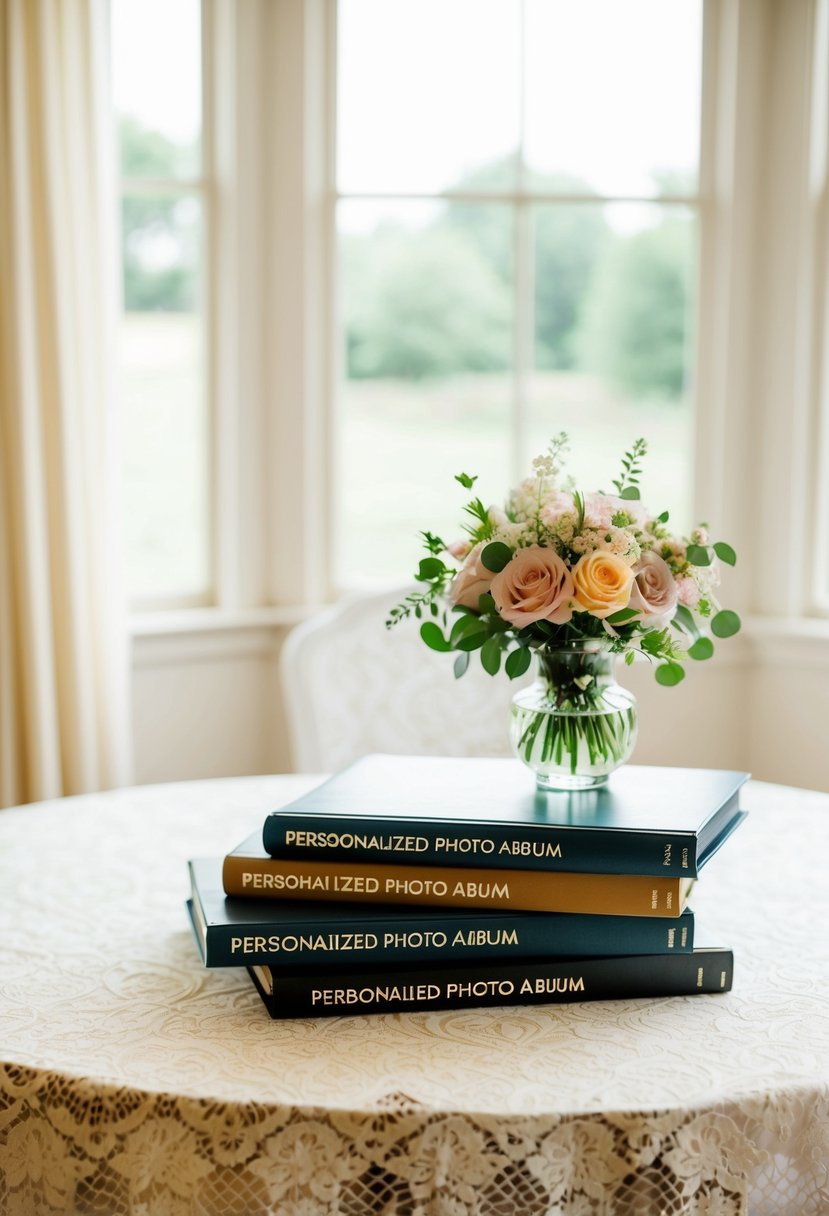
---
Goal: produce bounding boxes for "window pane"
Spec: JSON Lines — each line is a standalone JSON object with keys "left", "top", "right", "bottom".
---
{"left": 527, "top": 203, "right": 696, "bottom": 529}
{"left": 336, "top": 200, "right": 514, "bottom": 585}
{"left": 337, "top": 0, "right": 521, "bottom": 195}
{"left": 120, "top": 194, "right": 209, "bottom": 600}
{"left": 112, "top": 0, "right": 201, "bottom": 178}
{"left": 524, "top": 0, "right": 702, "bottom": 198}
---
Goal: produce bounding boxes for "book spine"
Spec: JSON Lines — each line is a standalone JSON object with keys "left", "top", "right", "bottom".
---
{"left": 222, "top": 855, "right": 689, "bottom": 917}
{"left": 262, "top": 813, "right": 699, "bottom": 877}
{"left": 250, "top": 949, "right": 734, "bottom": 1019}
{"left": 202, "top": 907, "right": 695, "bottom": 968}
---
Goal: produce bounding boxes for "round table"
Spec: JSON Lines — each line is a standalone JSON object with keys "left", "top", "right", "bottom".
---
{"left": 0, "top": 774, "right": 827, "bottom": 1216}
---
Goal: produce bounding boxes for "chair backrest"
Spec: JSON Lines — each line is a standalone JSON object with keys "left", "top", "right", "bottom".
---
{"left": 280, "top": 587, "right": 525, "bottom": 772}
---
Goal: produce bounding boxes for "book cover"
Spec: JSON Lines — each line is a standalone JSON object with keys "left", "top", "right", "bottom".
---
{"left": 246, "top": 946, "right": 734, "bottom": 1019}
{"left": 188, "top": 857, "right": 695, "bottom": 968}
{"left": 224, "top": 833, "right": 695, "bottom": 917}
{"left": 261, "top": 755, "right": 748, "bottom": 877}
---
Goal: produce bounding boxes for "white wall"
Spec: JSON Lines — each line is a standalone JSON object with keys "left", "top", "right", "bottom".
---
{"left": 132, "top": 626, "right": 828, "bottom": 793}
{"left": 132, "top": 626, "right": 291, "bottom": 783}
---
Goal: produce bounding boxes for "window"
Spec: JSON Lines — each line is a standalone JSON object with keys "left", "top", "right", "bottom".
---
{"left": 112, "top": 0, "right": 211, "bottom": 606}
{"left": 335, "top": 0, "right": 703, "bottom": 586}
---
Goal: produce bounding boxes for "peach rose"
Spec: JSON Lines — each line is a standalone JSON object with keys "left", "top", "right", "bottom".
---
{"left": 572, "top": 551, "right": 634, "bottom": 618}
{"left": 629, "top": 551, "right": 678, "bottom": 623}
{"left": 449, "top": 542, "right": 495, "bottom": 610}
{"left": 490, "top": 547, "right": 575, "bottom": 626}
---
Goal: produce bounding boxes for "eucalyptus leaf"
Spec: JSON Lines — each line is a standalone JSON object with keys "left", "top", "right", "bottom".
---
{"left": 657, "top": 510, "right": 670, "bottom": 523}
{"left": 620, "top": 486, "right": 641, "bottom": 500}
{"left": 711, "top": 610, "right": 741, "bottom": 638}
{"left": 713, "top": 541, "right": 737, "bottom": 566}
{"left": 655, "top": 661, "right": 686, "bottom": 687}
{"left": 419, "top": 622, "right": 451, "bottom": 652}
{"left": 686, "top": 544, "right": 712, "bottom": 567}
{"left": 481, "top": 636, "right": 502, "bottom": 676}
{"left": 505, "top": 646, "right": 532, "bottom": 679}
{"left": 688, "top": 637, "right": 715, "bottom": 661}
{"left": 480, "top": 542, "right": 514, "bottom": 573}
{"left": 453, "top": 651, "right": 470, "bottom": 679}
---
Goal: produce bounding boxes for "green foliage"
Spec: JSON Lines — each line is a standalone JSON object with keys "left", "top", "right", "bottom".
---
{"left": 120, "top": 118, "right": 199, "bottom": 313}
{"left": 480, "top": 542, "right": 513, "bottom": 573}
{"left": 455, "top": 473, "right": 478, "bottom": 490}
{"left": 340, "top": 154, "right": 691, "bottom": 396}
{"left": 416, "top": 557, "right": 447, "bottom": 581}
{"left": 611, "top": 438, "right": 648, "bottom": 497}
{"left": 462, "top": 497, "right": 493, "bottom": 540}
{"left": 453, "top": 652, "right": 470, "bottom": 679}
{"left": 713, "top": 541, "right": 737, "bottom": 566}
{"left": 686, "top": 544, "right": 712, "bottom": 567}
{"left": 420, "top": 622, "right": 451, "bottom": 652}
{"left": 420, "top": 531, "right": 446, "bottom": 555}
{"left": 481, "top": 636, "right": 502, "bottom": 676}
{"left": 533, "top": 200, "right": 610, "bottom": 370}
{"left": 578, "top": 216, "right": 692, "bottom": 400}
{"left": 344, "top": 224, "right": 510, "bottom": 380}
{"left": 688, "top": 637, "right": 714, "bottom": 660}
{"left": 672, "top": 604, "right": 699, "bottom": 636}
{"left": 505, "top": 646, "right": 532, "bottom": 679}
{"left": 444, "top": 167, "right": 608, "bottom": 373}
{"left": 572, "top": 489, "right": 586, "bottom": 531}
{"left": 655, "top": 661, "right": 685, "bottom": 686}
{"left": 711, "top": 610, "right": 741, "bottom": 638}
{"left": 607, "top": 607, "right": 640, "bottom": 625}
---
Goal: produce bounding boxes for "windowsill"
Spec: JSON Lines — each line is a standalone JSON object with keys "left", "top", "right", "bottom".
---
{"left": 129, "top": 605, "right": 312, "bottom": 637}
{"left": 129, "top": 605, "right": 315, "bottom": 668}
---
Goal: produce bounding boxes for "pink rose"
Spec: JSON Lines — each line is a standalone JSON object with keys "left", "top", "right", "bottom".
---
{"left": 490, "top": 547, "right": 575, "bottom": 626}
{"left": 629, "top": 551, "right": 679, "bottom": 622}
{"left": 449, "top": 542, "right": 495, "bottom": 610}
{"left": 447, "top": 538, "right": 472, "bottom": 561}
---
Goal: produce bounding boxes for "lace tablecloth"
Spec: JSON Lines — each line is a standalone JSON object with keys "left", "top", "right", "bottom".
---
{"left": 0, "top": 774, "right": 827, "bottom": 1215}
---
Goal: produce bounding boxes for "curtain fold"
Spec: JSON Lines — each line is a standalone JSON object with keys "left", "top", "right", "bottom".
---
{"left": 0, "top": 0, "right": 132, "bottom": 806}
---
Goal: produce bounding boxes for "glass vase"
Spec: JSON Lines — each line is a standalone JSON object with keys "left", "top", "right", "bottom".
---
{"left": 509, "top": 641, "right": 637, "bottom": 791}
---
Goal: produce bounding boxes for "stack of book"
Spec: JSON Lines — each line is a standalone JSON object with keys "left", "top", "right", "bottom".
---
{"left": 186, "top": 754, "right": 748, "bottom": 1019}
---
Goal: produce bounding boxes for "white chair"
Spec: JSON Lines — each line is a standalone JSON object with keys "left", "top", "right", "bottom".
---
{"left": 280, "top": 587, "right": 525, "bottom": 772}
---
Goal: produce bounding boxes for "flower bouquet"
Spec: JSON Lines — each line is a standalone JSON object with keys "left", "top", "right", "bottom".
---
{"left": 388, "top": 434, "right": 740, "bottom": 790}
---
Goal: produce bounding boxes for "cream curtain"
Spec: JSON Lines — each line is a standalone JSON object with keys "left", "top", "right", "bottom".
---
{"left": 0, "top": 0, "right": 132, "bottom": 807}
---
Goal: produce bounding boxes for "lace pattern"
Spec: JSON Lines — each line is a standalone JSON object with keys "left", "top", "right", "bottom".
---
{"left": 3, "top": 1069, "right": 827, "bottom": 1215}
{"left": 1, "top": 776, "right": 828, "bottom": 1214}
